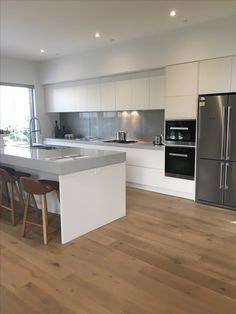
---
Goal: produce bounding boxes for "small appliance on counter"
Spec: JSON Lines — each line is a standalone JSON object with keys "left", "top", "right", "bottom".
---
{"left": 153, "top": 135, "right": 164, "bottom": 146}
{"left": 104, "top": 130, "right": 138, "bottom": 144}
{"left": 116, "top": 130, "right": 127, "bottom": 142}
{"left": 64, "top": 134, "right": 75, "bottom": 140}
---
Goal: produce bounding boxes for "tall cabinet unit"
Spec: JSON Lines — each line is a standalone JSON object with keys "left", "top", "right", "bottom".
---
{"left": 165, "top": 62, "right": 199, "bottom": 119}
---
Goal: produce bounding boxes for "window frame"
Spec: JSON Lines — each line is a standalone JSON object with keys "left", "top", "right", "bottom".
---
{"left": 0, "top": 82, "right": 36, "bottom": 143}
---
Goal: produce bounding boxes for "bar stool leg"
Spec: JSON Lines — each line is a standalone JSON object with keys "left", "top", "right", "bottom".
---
{"left": 22, "top": 193, "right": 30, "bottom": 236}
{"left": 9, "top": 183, "right": 16, "bottom": 226}
{"left": 41, "top": 194, "right": 48, "bottom": 245}
{"left": 31, "top": 194, "right": 39, "bottom": 223}
{"left": 0, "top": 182, "right": 3, "bottom": 217}
{"left": 13, "top": 181, "right": 25, "bottom": 210}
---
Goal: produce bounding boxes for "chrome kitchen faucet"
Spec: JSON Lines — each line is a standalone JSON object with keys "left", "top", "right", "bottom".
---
{"left": 29, "top": 117, "right": 41, "bottom": 147}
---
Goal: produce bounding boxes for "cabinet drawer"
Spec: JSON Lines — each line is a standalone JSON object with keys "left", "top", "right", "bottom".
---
{"left": 126, "top": 165, "right": 164, "bottom": 187}
{"left": 125, "top": 148, "right": 164, "bottom": 169}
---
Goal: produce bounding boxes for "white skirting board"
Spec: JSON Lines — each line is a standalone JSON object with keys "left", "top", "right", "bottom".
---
{"left": 127, "top": 182, "right": 195, "bottom": 200}
{"left": 59, "top": 163, "right": 126, "bottom": 244}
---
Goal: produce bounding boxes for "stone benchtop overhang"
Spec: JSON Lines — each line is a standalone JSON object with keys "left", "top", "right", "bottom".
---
{"left": 0, "top": 145, "right": 126, "bottom": 175}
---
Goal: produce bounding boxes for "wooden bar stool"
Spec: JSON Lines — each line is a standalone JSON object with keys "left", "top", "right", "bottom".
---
{"left": 0, "top": 168, "right": 25, "bottom": 225}
{"left": 0, "top": 166, "right": 31, "bottom": 203}
{"left": 20, "top": 177, "right": 59, "bottom": 245}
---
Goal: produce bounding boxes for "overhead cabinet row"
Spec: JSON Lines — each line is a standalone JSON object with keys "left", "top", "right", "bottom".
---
{"left": 165, "top": 56, "right": 236, "bottom": 119}
{"left": 45, "top": 70, "right": 165, "bottom": 112}
{"left": 45, "top": 56, "right": 236, "bottom": 115}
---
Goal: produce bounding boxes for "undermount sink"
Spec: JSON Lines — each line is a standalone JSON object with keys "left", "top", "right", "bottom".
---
{"left": 31, "top": 144, "right": 59, "bottom": 150}
{"left": 45, "top": 154, "right": 88, "bottom": 161}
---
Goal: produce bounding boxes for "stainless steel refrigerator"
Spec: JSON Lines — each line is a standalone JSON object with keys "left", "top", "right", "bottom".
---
{"left": 196, "top": 93, "right": 236, "bottom": 210}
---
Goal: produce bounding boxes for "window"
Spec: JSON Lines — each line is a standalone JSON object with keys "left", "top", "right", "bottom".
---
{"left": 0, "top": 83, "right": 35, "bottom": 144}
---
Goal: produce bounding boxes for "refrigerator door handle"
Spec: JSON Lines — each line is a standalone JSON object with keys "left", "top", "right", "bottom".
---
{"left": 219, "top": 162, "right": 224, "bottom": 189}
{"left": 224, "top": 163, "right": 229, "bottom": 190}
{"left": 226, "top": 106, "right": 232, "bottom": 161}
{"left": 221, "top": 106, "right": 226, "bottom": 160}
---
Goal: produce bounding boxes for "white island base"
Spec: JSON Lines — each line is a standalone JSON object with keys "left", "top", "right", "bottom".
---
{"left": 59, "top": 163, "right": 125, "bottom": 244}
{"left": 0, "top": 145, "right": 126, "bottom": 244}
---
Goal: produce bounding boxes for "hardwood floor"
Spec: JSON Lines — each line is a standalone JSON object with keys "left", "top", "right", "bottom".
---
{"left": 1, "top": 187, "right": 236, "bottom": 314}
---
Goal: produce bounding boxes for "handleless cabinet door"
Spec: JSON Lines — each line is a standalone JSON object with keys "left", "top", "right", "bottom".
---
{"left": 199, "top": 57, "right": 232, "bottom": 94}
{"left": 227, "top": 94, "right": 236, "bottom": 161}
{"left": 87, "top": 80, "right": 101, "bottom": 112}
{"left": 224, "top": 162, "right": 236, "bottom": 209}
{"left": 115, "top": 75, "right": 132, "bottom": 111}
{"left": 131, "top": 75, "right": 149, "bottom": 110}
{"left": 100, "top": 80, "right": 116, "bottom": 111}
{"left": 196, "top": 159, "right": 224, "bottom": 205}
{"left": 149, "top": 70, "right": 165, "bottom": 109}
{"left": 198, "top": 95, "right": 227, "bottom": 160}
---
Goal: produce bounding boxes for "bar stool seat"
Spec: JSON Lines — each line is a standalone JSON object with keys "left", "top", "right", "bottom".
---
{"left": 20, "top": 177, "right": 60, "bottom": 245}
{"left": 0, "top": 168, "right": 25, "bottom": 225}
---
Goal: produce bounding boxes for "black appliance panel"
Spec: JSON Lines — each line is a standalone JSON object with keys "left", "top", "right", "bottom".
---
{"left": 165, "top": 146, "right": 195, "bottom": 180}
{"left": 165, "top": 120, "right": 196, "bottom": 145}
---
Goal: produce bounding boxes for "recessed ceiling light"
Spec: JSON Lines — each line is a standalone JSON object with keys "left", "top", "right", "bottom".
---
{"left": 95, "top": 32, "right": 100, "bottom": 38}
{"left": 40, "top": 49, "right": 45, "bottom": 53}
{"left": 170, "top": 10, "right": 176, "bottom": 17}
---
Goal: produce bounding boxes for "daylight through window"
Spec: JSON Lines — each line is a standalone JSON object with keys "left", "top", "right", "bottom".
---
{"left": 0, "top": 84, "right": 35, "bottom": 143}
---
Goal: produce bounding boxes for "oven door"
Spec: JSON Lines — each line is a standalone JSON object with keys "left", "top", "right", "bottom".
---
{"left": 165, "top": 146, "right": 195, "bottom": 180}
{"left": 165, "top": 120, "right": 196, "bottom": 145}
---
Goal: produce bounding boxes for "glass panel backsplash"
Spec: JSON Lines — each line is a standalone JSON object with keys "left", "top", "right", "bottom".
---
{"left": 59, "top": 110, "right": 164, "bottom": 141}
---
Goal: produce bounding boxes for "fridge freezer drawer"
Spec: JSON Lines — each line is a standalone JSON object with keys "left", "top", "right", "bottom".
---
{"left": 196, "top": 159, "right": 224, "bottom": 204}
{"left": 224, "top": 162, "right": 236, "bottom": 208}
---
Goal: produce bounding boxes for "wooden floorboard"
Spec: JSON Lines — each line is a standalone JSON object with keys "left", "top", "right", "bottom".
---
{"left": 1, "top": 188, "right": 236, "bottom": 314}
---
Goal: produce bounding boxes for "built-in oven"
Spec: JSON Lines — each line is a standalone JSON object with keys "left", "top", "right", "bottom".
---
{"left": 165, "top": 120, "right": 196, "bottom": 145}
{"left": 165, "top": 146, "right": 195, "bottom": 180}
{"left": 165, "top": 120, "right": 196, "bottom": 180}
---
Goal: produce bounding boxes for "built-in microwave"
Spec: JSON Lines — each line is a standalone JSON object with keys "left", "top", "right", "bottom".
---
{"left": 165, "top": 120, "right": 196, "bottom": 146}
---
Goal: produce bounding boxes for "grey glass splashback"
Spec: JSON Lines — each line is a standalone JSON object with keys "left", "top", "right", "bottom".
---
{"left": 60, "top": 110, "right": 164, "bottom": 141}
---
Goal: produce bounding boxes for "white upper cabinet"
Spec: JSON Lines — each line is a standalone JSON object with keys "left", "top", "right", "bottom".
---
{"left": 87, "top": 79, "right": 100, "bottom": 111}
{"left": 45, "top": 85, "right": 57, "bottom": 112}
{"left": 74, "top": 82, "right": 88, "bottom": 112}
{"left": 231, "top": 56, "right": 236, "bottom": 92}
{"left": 149, "top": 69, "right": 165, "bottom": 109}
{"left": 166, "top": 62, "right": 198, "bottom": 96}
{"left": 165, "top": 62, "right": 199, "bottom": 119}
{"left": 199, "top": 57, "right": 232, "bottom": 94}
{"left": 115, "top": 75, "right": 132, "bottom": 111}
{"left": 45, "top": 83, "right": 76, "bottom": 112}
{"left": 165, "top": 95, "right": 198, "bottom": 120}
{"left": 130, "top": 72, "right": 149, "bottom": 110}
{"left": 100, "top": 78, "right": 116, "bottom": 111}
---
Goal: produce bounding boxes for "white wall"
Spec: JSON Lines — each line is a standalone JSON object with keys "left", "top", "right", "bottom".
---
{"left": 39, "top": 16, "right": 236, "bottom": 84}
{"left": 0, "top": 56, "right": 59, "bottom": 138}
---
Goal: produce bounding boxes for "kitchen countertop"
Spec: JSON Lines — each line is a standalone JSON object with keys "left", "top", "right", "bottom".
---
{"left": 45, "top": 138, "right": 165, "bottom": 151}
{"left": 0, "top": 145, "right": 126, "bottom": 175}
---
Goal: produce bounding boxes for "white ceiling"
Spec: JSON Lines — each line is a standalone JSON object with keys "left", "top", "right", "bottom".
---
{"left": 1, "top": 0, "right": 236, "bottom": 61}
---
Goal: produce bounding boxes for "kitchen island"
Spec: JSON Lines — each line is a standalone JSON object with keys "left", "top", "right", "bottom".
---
{"left": 0, "top": 145, "right": 126, "bottom": 244}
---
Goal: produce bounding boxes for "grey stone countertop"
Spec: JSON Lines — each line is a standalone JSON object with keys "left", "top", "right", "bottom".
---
{"left": 45, "top": 138, "right": 165, "bottom": 151}
{"left": 0, "top": 145, "right": 126, "bottom": 175}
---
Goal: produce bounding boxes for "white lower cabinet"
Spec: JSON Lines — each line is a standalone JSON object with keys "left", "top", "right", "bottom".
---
{"left": 126, "top": 165, "right": 164, "bottom": 187}
{"left": 45, "top": 138, "right": 195, "bottom": 200}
